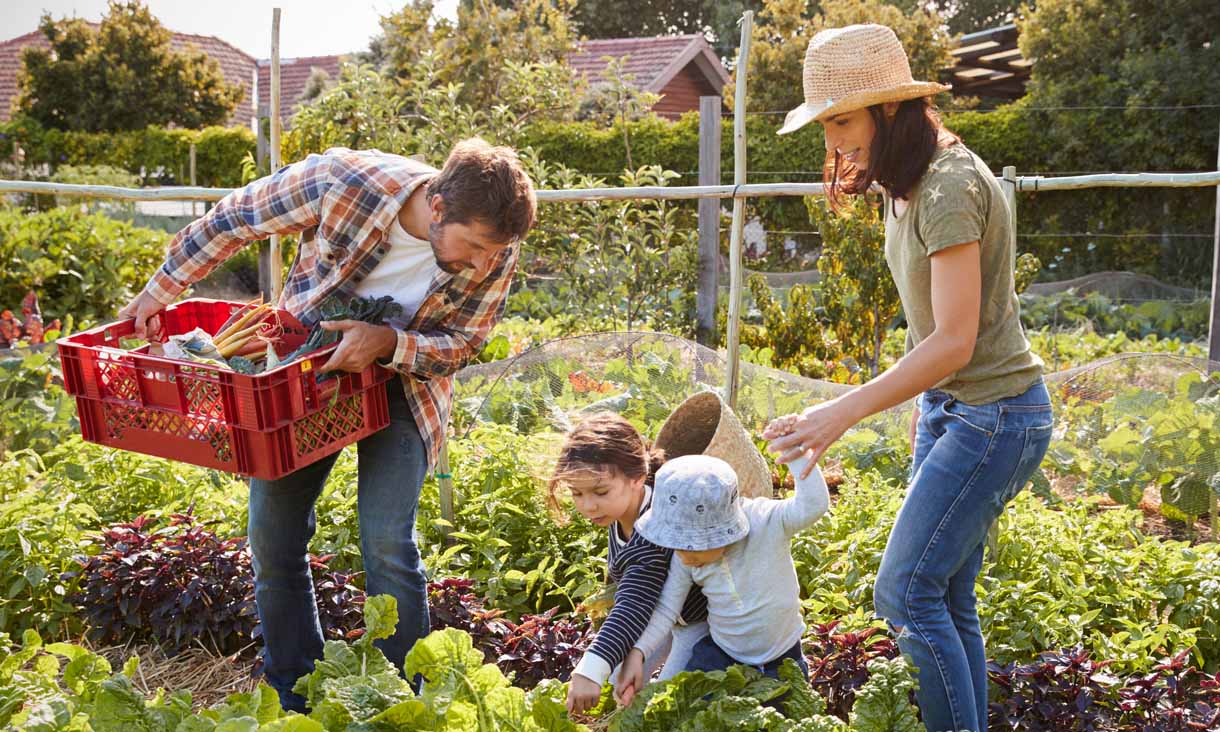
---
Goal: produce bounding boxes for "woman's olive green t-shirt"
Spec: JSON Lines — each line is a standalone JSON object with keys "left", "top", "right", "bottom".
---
{"left": 883, "top": 142, "right": 1043, "bottom": 405}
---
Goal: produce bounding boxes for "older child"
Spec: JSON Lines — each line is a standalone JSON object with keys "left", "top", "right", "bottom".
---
{"left": 551, "top": 413, "right": 710, "bottom": 715}
{"left": 616, "top": 453, "right": 829, "bottom": 704}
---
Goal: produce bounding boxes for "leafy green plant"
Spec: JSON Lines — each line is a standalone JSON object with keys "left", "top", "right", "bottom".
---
{"left": 293, "top": 594, "right": 588, "bottom": 732}
{"left": 417, "top": 424, "right": 606, "bottom": 618}
{"left": 1021, "top": 290, "right": 1211, "bottom": 342}
{"left": 0, "top": 205, "right": 166, "bottom": 324}
{"left": 0, "top": 351, "right": 77, "bottom": 458}
{"left": 1046, "top": 371, "right": 1220, "bottom": 529}
{"left": 808, "top": 196, "right": 901, "bottom": 379}
{"left": 609, "top": 655, "right": 923, "bottom": 732}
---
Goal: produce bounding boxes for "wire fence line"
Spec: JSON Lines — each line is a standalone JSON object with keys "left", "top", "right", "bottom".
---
{"left": 5, "top": 170, "right": 1219, "bottom": 202}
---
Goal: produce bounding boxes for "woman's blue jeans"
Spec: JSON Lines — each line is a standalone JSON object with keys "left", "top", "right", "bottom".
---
{"left": 248, "top": 381, "right": 430, "bottom": 712}
{"left": 873, "top": 380, "right": 1052, "bottom": 732}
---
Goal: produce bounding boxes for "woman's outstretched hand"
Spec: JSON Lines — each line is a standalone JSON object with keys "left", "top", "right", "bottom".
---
{"left": 764, "top": 399, "right": 859, "bottom": 479}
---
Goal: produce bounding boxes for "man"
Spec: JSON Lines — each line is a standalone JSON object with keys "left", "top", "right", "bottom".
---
{"left": 120, "top": 139, "right": 537, "bottom": 711}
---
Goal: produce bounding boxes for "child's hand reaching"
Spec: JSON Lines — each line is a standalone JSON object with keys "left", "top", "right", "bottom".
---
{"left": 614, "top": 649, "right": 647, "bottom": 707}
{"left": 566, "top": 673, "right": 602, "bottom": 715}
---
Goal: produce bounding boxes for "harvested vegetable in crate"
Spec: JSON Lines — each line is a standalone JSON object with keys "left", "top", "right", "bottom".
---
{"left": 281, "top": 295, "right": 404, "bottom": 375}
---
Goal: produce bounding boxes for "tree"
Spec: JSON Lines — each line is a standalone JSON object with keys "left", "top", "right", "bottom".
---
{"left": 1016, "top": 0, "right": 1220, "bottom": 281}
{"left": 379, "top": 0, "right": 582, "bottom": 116}
{"left": 576, "top": 57, "right": 662, "bottom": 169}
{"left": 741, "top": 0, "right": 953, "bottom": 117}
{"left": 567, "top": 0, "right": 764, "bottom": 50}
{"left": 15, "top": 1, "right": 242, "bottom": 132}
{"left": 808, "top": 195, "right": 900, "bottom": 378}
{"left": 1019, "top": 0, "right": 1220, "bottom": 173}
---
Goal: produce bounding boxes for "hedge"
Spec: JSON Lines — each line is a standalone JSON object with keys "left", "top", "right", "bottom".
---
{"left": 1, "top": 102, "right": 1212, "bottom": 285}
{"left": 520, "top": 103, "right": 1216, "bottom": 286}
{"left": 0, "top": 117, "right": 254, "bottom": 188}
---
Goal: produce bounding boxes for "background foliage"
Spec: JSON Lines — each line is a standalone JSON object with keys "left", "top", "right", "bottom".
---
{"left": 15, "top": 1, "right": 243, "bottom": 132}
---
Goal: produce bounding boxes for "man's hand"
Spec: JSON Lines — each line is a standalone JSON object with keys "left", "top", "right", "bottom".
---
{"left": 317, "top": 321, "right": 397, "bottom": 374}
{"left": 614, "top": 649, "right": 646, "bottom": 707}
{"left": 118, "top": 290, "right": 166, "bottom": 340}
{"left": 565, "top": 673, "right": 602, "bottom": 716}
{"left": 909, "top": 405, "right": 921, "bottom": 452}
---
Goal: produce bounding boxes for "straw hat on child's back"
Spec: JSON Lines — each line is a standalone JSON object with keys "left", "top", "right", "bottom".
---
{"left": 654, "top": 392, "right": 772, "bottom": 499}
{"left": 777, "top": 23, "right": 950, "bottom": 135}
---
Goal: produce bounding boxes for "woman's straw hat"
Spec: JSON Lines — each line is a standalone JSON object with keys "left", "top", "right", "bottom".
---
{"left": 654, "top": 392, "right": 772, "bottom": 499}
{"left": 777, "top": 23, "right": 950, "bottom": 136}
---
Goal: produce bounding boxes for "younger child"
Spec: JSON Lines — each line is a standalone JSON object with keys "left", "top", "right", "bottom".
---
{"left": 617, "top": 452, "right": 829, "bottom": 703}
{"left": 551, "top": 413, "right": 710, "bottom": 715}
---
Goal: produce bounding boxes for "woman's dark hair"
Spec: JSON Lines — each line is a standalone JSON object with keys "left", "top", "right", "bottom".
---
{"left": 823, "top": 97, "right": 957, "bottom": 213}
{"left": 547, "top": 413, "right": 665, "bottom": 512}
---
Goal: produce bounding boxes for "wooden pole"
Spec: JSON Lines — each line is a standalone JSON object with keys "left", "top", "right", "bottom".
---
{"left": 1017, "top": 171, "right": 1220, "bottom": 191}
{"left": 1210, "top": 117, "right": 1219, "bottom": 541}
{"left": 268, "top": 8, "right": 283, "bottom": 305}
{"left": 189, "top": 143, "right": 198, "bottom": 217}
{"left": 697, "top": 96, "right": 722, "bottom": 347}
{"left": 1209, "top": 117, "right": 1220, "bottom": 368}
{"left": 256, "top": 102, "right": 271, "bottom": 299}
{"left": 437, "top": 443, "right": 456, "bottom": 544}
{"left": 725, "top": 12, "right": 753, "bottom": 410}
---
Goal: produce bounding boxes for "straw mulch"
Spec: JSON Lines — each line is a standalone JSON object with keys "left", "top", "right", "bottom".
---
{"left": 94, "top": 641, "right": 261, "bottom": 710}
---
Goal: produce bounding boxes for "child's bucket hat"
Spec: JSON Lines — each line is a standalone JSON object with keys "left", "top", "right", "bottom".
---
{"left": 636, "top": 455, "right": 750, "bottom": 552}
{"left": 777, "top": 23, "right": 950, "bottom": 135}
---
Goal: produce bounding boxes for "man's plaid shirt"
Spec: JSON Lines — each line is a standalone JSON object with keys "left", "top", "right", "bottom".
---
{"left": 143, "top": 148, "right": 518, "bottom": 469}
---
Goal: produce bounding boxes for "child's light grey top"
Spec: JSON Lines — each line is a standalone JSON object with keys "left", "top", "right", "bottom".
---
{"left": 633, "top": 460, "right": 830, "bottom": 666}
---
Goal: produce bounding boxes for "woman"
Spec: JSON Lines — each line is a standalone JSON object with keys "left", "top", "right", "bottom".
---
{"left": 764, "top": 24, "right": 1053, "bottom": 732}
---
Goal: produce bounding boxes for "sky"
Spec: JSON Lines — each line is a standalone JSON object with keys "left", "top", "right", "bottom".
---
{"left": 2, "top": 0, "right": 459, "bottom": 59}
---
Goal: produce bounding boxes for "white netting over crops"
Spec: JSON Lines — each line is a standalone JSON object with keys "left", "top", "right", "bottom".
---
{"left": 454, "top": 333, "right": 1220, "bottom": 531}
{"left": 1025, "top": 271, "right": 1208, "bottom": 303}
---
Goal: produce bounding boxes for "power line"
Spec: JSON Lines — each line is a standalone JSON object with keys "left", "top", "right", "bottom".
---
{"left": 733, "top": 104, "right": 1220, "bottom": 117}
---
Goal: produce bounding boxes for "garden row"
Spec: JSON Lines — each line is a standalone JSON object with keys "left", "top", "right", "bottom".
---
{"left": 2, "top": 339, "right": 1219, "bottom": 728}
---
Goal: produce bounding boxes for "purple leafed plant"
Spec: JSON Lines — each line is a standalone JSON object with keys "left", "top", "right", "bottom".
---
{"left": 805, "top": 620, "right": 900, "bottom": 719}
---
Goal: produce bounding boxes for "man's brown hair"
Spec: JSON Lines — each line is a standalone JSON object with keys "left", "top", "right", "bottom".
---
{"left": 426, "top": 137, "right": 537, "bottom": 244}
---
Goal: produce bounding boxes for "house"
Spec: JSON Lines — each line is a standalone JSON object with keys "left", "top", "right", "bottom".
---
{"left": 0, "top": 26, "right": 259, "bottom": 127}
{"left": 257, "top": 55, "right": 346, "bottom": 124}
{"left": 567, "top": 34, "right": 730, "bottom": 119}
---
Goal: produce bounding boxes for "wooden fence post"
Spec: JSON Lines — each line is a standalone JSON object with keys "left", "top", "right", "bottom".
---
{"left": 1209, "top": 118, "right": 1219, "bottom": 540}
{"left": 437, "top": 443, "right": 456, "bottom": 544}
{"left": 189, "top": 143, "right": 197, "bottom": 218}
{"left": 1209, "top": 119, "right": 1220, "bottom": 368}
{"left": 725, "top": 12, "right": 753, "bottom": 410}
{"left": 696, "top": 96, "right": 722, "bottom": 348}
{"left": 267, "top": 8, "right": 283, "bottom": 304}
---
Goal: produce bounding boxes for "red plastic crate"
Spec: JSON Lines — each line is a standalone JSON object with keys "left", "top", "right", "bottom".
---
{"left": 57, "top": 298, "right": 393, "bottom": 480}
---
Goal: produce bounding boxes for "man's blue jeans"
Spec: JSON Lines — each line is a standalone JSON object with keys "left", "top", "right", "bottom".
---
{"left": 248, "top": 381, "right": 430, "bottom": 712}
{"left": 873, "top": 381, "right": 1053, "bottom": 732}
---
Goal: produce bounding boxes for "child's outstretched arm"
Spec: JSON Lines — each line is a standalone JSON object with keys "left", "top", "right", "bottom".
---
{"left": 568, "top": 542, "right": 673, "bottom": 710}
{"left": 630, "top": 555, "right": 692, "bottom": 668}
{"left": 777, "top": 454, "right": 830, "bottom": 536}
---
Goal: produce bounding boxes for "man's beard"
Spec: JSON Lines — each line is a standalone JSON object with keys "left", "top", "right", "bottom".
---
{"left": 429, "top": 221, "right": 470, "bottom": 275}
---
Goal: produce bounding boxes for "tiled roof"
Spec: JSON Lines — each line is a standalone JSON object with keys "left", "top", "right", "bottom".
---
{"left": 0, "top": 25, "right": 257, "bottom": 127}
{"left": 256, "top": 55, "right": 346, "bottom": 125}
{"left": 0, "top": 30, "right": 51, "bottom": 123}
{"left": 170, "top": 32, "right": 257, "bottom": 127}
{"left": 566, "top": 34, "right": 729, "bottom": 93}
